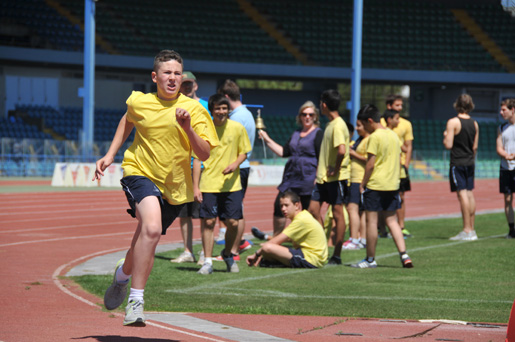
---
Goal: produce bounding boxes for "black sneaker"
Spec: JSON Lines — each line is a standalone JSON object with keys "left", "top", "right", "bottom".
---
{"left": 251, "top": 227, "right": 266, "bottom": 240}
{"left": 327, "top": 255, "right": 342, "bottom": 266}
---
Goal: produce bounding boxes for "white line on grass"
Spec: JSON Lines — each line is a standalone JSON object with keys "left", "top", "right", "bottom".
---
{"left": 165, "top": 234, "right": 510, "bottom": 305}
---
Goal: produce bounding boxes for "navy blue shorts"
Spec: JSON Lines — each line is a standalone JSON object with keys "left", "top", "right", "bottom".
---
{"left": 450, "top": 165, "right": 475, "bottom": 192}
{"left": 362, "top": 188, "right": 401, "bottom": 212}
{"left": 311, "top": 180, "right": 348, "bottom": 205}
{"left": 178, "top": 201, "right": 201, "bottom": 218}
{"left": 273, "top": 190, "right": 311, "bottom": 217}
{"left": 347, "top": 182, "right": 363, "bottom": 208}
{"left": 200, "top": 191, "right": 244, "bottom": 220}
{"left": 500, "top": 169, "right": 515, "bottom": 194}
{"left": 240, "top": 167, "right": 250, "bottom": 198}
{"left": 289, "top": 248, "right": 317, "bottom": 269}
{"left": 399, "top": 167, "right": 411, "bottom": 192}
{"left": 120, "top": 176, "right": 185, "bottom": 235}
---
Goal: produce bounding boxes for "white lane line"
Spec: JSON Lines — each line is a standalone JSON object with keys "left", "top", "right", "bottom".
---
{"left": 52, "top": 249, "right": 231, "bottom": 342}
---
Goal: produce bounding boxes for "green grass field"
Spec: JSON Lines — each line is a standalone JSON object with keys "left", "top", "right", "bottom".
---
{"left": 73, "top": 213, "right": 515, "bottom": 323}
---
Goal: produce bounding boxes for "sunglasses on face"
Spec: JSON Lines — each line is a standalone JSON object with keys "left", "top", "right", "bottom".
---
{"left": 301, "top": 113, "right": 315, "bottom": 117}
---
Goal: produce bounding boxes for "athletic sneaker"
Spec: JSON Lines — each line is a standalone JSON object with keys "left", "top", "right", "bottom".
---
{"left": 327, "top": 255, "right": 342, "bottom": 265}
{"left": 251, "top": 227, "right": 267, "bottom": 240}
{"left": 506, "top": 233, "right": 515, "bottom": 239}
{"left": 221, "top": 251, "right": 239, "bottom": 273}
{"left": 104, "top": 258, "right": 129, "bottom": 310}
{"left": 449, "top": 230, "right": 478, "bottom": 241}
{"left": 342, "top": 238, "right": 353, "bottom": 247}
{"left": 215, "top": 228, "right": 226, "bottom": 245}
{"left": 239, "top": 239, "right": 253, "bottom": 253}
{"left": 214, "top": 254, "right": 240, "bottom": 262}
{"left": 170, "top": 251, "right": 195, "bottom": 263}
{"left": 351, "top": 259, "right": 377, "bottom": 268}
{"left": 123, "top": 299, "right": 145, "bottom": 326}
{"left": 197, "top": 262, "right": 213, "bottom": 275}
{"left": 402, "top": 228, "right": 412, "bottom": 237}
{"left": 197, "top": 251, "right": 205, "bottom": 265}
{"left": 343, "top": 242, "right": 362, "bottom": 250}
{"left": 401, "top": 254, "right": 414, "bottom": 268}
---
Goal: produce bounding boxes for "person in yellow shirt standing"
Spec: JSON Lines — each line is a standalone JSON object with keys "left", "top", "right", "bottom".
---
{"left": 197, "top": 94, "right": 252, "bottom": 275}
{"left": 246, "top": 191, "right": 328, "bottom": 269}
{"left": 352, "top": 104, "right": 413, "bottom": 269}
{"left": 308, "top": 89, "right": 350, "bottom": 265}
{"left": 93, "top": 50, "right": 218, "bottom": 326}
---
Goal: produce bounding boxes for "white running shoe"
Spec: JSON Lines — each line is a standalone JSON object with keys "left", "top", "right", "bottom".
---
{"left": 351, "top": 259, "right": 377, "bottom": 268}
{"left": 170, "top": 251, "right": 195, "bottom": 263}
{"left": 123, "top": 299, "right": 145, "bottom": 326}
{"left": 450, "top": 230, "right": 478, "bottom": 241}
{"left": 343, "top": 242, "right": 362, "bottom": 250}
{"left": 197, "top": 262, "right": 213, "bottom": 275}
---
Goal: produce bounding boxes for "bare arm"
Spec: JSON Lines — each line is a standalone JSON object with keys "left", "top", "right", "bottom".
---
{"left": 443, "top": 118, "right": 458, "bottom": 150}
{"left": 360, "top": 153, "right": 376, "bottom": 193}
{"left": 328, "top": 144, "right": 346, "bottom": 177}
{"left": 404, "top": 140, "right": 413, "bottom": 166}
{"left": 223, "top": 153, "right": 247, "bottom": 175}
{"left": 192, "top": 158, "right": 202, "bottom": 202}
{"left": 472, "top": 121, "right": 479, "bottom": 156}
{"left": 349, "top": 148, "right": 367, "bottom": 162}
{"left": 258, "top": 130, "right": 283, "bottom": 157}
{"left": 176, "top": 108, "right": 211, "bottom": 161}
{"left": 93, "top": 113, "right": 134, "bottom": 180}
{"left": 246, "top": 233, "right": 290, "bottom": 267}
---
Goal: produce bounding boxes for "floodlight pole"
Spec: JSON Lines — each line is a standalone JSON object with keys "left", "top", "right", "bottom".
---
{"left": 82, "top": 0, "right": 95, "bottom": 160}
{"left": 350, "top": 0, "right": 363, "bottom": 138}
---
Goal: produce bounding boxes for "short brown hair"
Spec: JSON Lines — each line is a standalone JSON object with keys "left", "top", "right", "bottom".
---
{"left": 385, "top": 94, "right": 403, "bottom": 106}
{"left": 153, "top": 50, "right": 183, "bottom": 72}
{"left": 296, "top": 101, "right": 320, "bottom": 127}
{"left": 453, "top": 94, "right": 475, "bottom": 114}
{"left": 501, "top": 98, "right": 515, "bottom": 110}
{"left": 217, "top": 79, "right": 241, "bottom": 101}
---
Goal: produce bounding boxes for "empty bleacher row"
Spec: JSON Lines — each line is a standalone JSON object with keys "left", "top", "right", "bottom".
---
{"left": 1, "top": 0, "right": 513, "bottom": 72}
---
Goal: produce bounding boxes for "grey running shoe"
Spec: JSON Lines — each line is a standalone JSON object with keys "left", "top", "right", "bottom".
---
{"left": 197, "top": 262, "right": 213, "bottom": 275}
{"left": 327, "top": 255, "right": 342, "bottom": 266}
{"left": 170, "top": 251, "right": 196, "bottom": 263}
{"left": 221, "top": 251, "right": 239, "bottom": 273}
{"left": 104, "top": 258, "right": 129, "bottom": 310}
{"left": 351, "top": 259, "right": 378, "bottom": 268}
{"left": 123, "top": 299, "right": 145, "bottom": 326}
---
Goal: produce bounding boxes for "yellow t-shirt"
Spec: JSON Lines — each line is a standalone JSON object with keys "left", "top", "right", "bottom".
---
{"left": 122, "top": 91, "right": 219, "bottom": 205}
{"left": 380, "top": 117, "right": 413, "bottom": 178}
{"left": 282, "top": 210, "right": 328, "bottom": 268}
{"left": 350, "top": 135, "right": 370, "bottom": 183}
{"left": 199, "top": 119, "right": 251, "bottom": 193}
{"left": 316, "top": 116, "right": 350, "bottom": 183}
{"left": 366, "top": 128, "right": 401, "bottom": 191}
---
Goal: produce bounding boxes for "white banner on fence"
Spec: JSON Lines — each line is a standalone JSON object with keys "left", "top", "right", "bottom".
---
{"left": 248, "top": 165, "right": 284, "bottom": 186}
{"left": 51, "top": 162, "right": 123, "bottom": 187}
{"left": 51, "top": 163, "right": 284, "bottom": 188}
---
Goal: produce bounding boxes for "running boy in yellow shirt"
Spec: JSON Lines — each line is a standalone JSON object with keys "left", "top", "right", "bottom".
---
{"left": 352, "top": 104, "right": 413, "bottom": 269}
{"left": 93, "top": 50, "right": 218, "bottom": 326}
{"left": 247, "top": 191, "right": 328, "bottom": 268}
{"left": 197, "top": 94, "right": 252, "bottom": 275}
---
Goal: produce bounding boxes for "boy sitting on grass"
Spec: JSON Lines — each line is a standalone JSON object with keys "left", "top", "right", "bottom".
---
{"left": 247, "top": 191, "right": 328, "bottom": 269}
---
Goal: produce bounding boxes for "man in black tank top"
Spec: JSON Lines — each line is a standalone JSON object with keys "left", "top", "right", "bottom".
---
{"left": 443, "top": 94, "right": 479, "bottom": 241}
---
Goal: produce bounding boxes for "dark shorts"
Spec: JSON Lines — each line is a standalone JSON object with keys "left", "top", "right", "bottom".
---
{"left": 311, "top": 180, "right": 348, "bottom": 205}
{"left": 450, "top": 165, "right": 475, "bottom": 192}
{"left": 200, "top": 191, "right": 244, "bottom": 220}
{"left": 362, "top": 188, "right": 401, "bottom": 212}
{"left": 240, "top": 167, "right": 250, "bottom": 198}
{"left": 399, "top": 166, "right": 411, "bottom": 192}
{"left": 289, "top": 248, "right": 317, "bottom": 269}
{"left": 273, "top": 190, "right": 311, "bottom": 217}
{"left": 120, "top": 176, "right": 185, "bottom": 235}
{"left": 178, "top": 201, "right": 201, "bottom": 218}
{"left": 500, "top": 169, "right": 515, "bottom": 194}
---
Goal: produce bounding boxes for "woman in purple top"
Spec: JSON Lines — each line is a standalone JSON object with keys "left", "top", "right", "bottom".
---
{"left": 255, "top": 101, "right": 323, "bottom": 238}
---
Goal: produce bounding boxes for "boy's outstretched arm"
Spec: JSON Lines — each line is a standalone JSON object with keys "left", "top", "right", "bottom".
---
{"left": 176, "top": 108, "right": 210, "bottom": 161}
{"left": 223, "top": 153, "right": 247, "bottom": 175}
{"left": 93, "top": 113, "right": 134, "bottom": 180}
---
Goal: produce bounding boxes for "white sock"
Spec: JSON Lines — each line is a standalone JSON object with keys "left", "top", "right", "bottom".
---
{"left": 205, "top": 257, "right": 213, "bottom": 265}
{"left": 115, "top": 264, "right": 131, "bottom": 284}
{"left": 128, "top": 288, "right": 144, "bottom": 303}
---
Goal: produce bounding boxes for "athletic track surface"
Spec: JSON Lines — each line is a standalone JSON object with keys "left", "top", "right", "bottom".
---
{"left": 0, "top": 178, "right": 510, "bottom": 342}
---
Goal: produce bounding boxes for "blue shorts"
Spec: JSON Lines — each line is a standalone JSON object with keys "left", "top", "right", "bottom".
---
{"left": 311, "top": 180, "right": 348, "bottom": 205}
{"left": 240, "top": 167, "right": 250, "bottom": 198}
{"left": 362, "top": 188, "right": 401, "bottom": 212}
{"left": 347, "top": 182, "right": 363, "bottom": 209}
{"left": 200, "top": 191, "right": 244, "bottom": 220}
{"left": 178, "top": 201, "right": 201, "bottom": 218}
{"left": 120, "top": 176, "right": 185, "bottom": 235}
{"left": 500, "top": 169, "right": 515, "bottom": 194}
{"left": 289, "top": 248, "right": 317, "bottom": 269}
{"left": 450, "top": 165, "right": 475, "bottom": 192}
